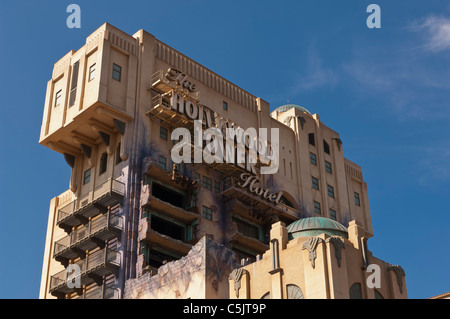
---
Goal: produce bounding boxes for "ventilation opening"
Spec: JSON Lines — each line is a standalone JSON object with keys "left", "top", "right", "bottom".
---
{"left": 150, "top": 215, "right": 185, "bottom": 241}
{"left": 152, "top": 182, "right": 184, "bottom": 208}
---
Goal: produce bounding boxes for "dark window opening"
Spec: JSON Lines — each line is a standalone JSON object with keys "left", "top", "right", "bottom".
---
{"left": 152, "top": 182, "right": 184, "bottom": 208}
{"left": 308, "top": 133, "right": 315, "bottom": 146}
{"left": 148, "top": 249, "right": 179, "bottom": 269}
{"left": 150, "top": 215, "right": 184, "bottom": 241}
{"left": 324, "top": 140, "right": 330, "bottom": 154}
{"left": 280, "top": 195, "right": 294, "bottom": 208}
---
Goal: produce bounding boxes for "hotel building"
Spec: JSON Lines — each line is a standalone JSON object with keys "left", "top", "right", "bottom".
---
{"left": 38, "top": 23, "right": 406, "bottom": 299}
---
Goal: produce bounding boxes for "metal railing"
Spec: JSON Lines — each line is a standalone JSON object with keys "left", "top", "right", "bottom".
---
{"left": 53, "top": 212, "right": 122, "bottom": 257}
{"left": 57, "top": 178, "right": 125, "bottom": 226}
{"left": 50, "top": 248, "right": 120, "bottom": 293}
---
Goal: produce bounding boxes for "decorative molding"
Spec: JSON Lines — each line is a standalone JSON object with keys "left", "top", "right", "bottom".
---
{"left": 387, "top": 265, "right": 405, "bottom": 293}
{"left": 298, "top": 116, "right": 306, "bottom": 130}
{"left": 333, "top": 137, "right": 342, "bottom": 151}
{"left": 302, "top": 237, "right": 323, "bottom": 269}
{"left": 228, "top": 268, "right": 249, "bottom": 298}
{"left": 326, "top": 237, "right": 345, "bottom": 267}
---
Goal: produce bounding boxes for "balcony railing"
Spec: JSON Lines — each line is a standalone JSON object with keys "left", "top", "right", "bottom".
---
{"left": 57, "top": 178, "right": 125, "bottom": 231}
{"left": 49, "top": 248, "right": 120, "bottom": 297}
{"left": 54, "top": 212, "right": 122, "bottom": 263}
{"left": 71, "top": 284, "right": 120, "bottom": 299}
{"left": 150, "top": 69, "right": 200, "bottom": 101}
{"left": 221, "top": 177, "right": 299, "bottom": 222}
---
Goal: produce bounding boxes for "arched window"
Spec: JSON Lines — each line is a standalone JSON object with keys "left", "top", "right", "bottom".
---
{"left": 286, "top": 284, "right": 304, "bottom": 299}
{"left": 349, "top": 283, "right": 362, "bottom": 299}
{"left": 261, "top": 292, "right": 270, "bottom": 299}
{"left": 279, "top": 192, "right": 298, "bottom": 210}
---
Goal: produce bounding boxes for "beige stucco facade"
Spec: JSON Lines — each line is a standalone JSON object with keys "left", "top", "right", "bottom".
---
{"left": 38, "top": 23, "right": 406, "bottom": 299}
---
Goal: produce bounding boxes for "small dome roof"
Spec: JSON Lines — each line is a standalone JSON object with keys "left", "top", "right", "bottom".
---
{"left": 272, "top": 104, "right": 311, "bottom": 115}
{"left": 287, "top": 217, "right": 348, "bottom": 239}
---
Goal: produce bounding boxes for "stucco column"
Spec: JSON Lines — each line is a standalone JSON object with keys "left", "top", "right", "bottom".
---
{"left": 325, "top": 237, "right": 349, "bottom": 299}
{"left": 302, "top": 236, "right": 328, "bottom": 299}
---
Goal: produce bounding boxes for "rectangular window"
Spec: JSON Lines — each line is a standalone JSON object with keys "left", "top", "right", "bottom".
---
{"left": 223, "top": 101, "right": 228, "bottom": 111}
{"left": 214, "top": 180, "right": 221, "bottom": 194}
{"left": 158, "top": 156, "right": 167, "bottom": 170}
{"left": 89, "top": 63, "right": 96, "bottom": 82}
{"left": 160, "top": 126, "right": 168, "bottom": 140}
{"left": 325, "top": 161, "right": 332, "bottom": 174}
{"left": 55, "top": 90, "right": 62, "bottom": 107}
{"left": 99, "top": 152, "right": 108, "bottom": 175}
{"left": 112, "top": 63, "right": 122, "bottom": 82}
{"left": 116, "top": 143, "right": 122, "bottom": 165}
{"left": 329, "top": 209, "right": 337, "bottom": 221}
{"left": 202, "top": 206, "right": 213, "bottom": 221}
{"left": 312, "top": 177, "right": 319, "bottom": 190}
{"left": 69, "top": 60, "right": 79, "bottom": 107}
{"left": 83, "top": 168, "right": 91, "bottom": 185}
{"left": 314, "top": 201, "right": 321, "bottom": 214}
{"left": 328, "top": 185, "right": 335, "bottom": 198}
{"left": 202, "top": 176, "right": 212, "bottom": 190}
{"left": 308, "top": 133, "right": 315, "bottom": 146}
{"left": 193, "top": 172, "right": 200, "bottom": 182}
{"left": 310, "top": 152, "right": 317, "bottom": 165}
{"left": 354, "top": 192, "right": 361, "bottom": 206}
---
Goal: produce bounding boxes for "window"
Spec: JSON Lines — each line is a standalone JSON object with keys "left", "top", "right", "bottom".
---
{"left": 112, "top": 63, "right": 122, "bottom": 82}
{"left": 310, "top": 152, "right": 317, "bottom": 165}
{"left": 312, "top": 177, "right": 319, "bottom": 190}
{"left": 323, "top": 140, "right": 330, "bottom": 154}
{"left": 193, "top": 172, "right": 200, "bottom": 182}
{"left": 116, "top": 143, "right": 122, "bottom": 165}
{"left": 160, "top": 126, "right": 168, "bottom": 140}
{"left": 83, "top": 168, "right": 91, "bottom": 185}
{"left": 328, "top": 185, "right": 335, "bottom": 198}
{"left": 223, "top": 101, "right": 228, "bottom": 111}
{"left": 214, "top": 180, "right": 221, "bottom": 194}
{"left": 69, "top": 60, "right": 80, "bottom": 107}
{"left": 99, "top": 152, "right": 108, "bottom": 175}
{"left": 152, "top": 182, "right": 184, "bottom": 208}
{"left": 329, "top": 209, "right": 337, "bottom": 221}
{"left": 308, "top": 133, "right": 315, "bottom": 146}
{"left": 89, "top": 63, "right": 96, "bottom": 82}
{"left": 233, "top": 217, "right": 259, "bottom": 239}
{"left": 202, "top": 206, "right": 213, "bottom": 220}
{"left": 354, "top": 192, "right": 361, "bottom": 206}
{"left": 202, "top": 176, "right": 212, "bottom": 190}
{"left": 55, "top": 90, "right": 62, "bottom": 107}
{"left": 150, "top": 215, "right": 185, "bottom": 241}
{"left": 314, "top": 201, "right": 321, "bottom": 214}
{"left": 158, "top": 156, "right": 167, "bottom": 169}
{"left": 325, "top": 161, "right": 332, "bottom": 174}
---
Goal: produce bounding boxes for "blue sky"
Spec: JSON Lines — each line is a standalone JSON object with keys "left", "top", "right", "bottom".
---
{"left": 1, "top": 0, "right": 449, "bottom": 299}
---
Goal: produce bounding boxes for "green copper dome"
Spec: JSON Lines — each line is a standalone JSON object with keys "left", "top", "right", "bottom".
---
{"left": 287, "top": 217, "right": 348, "bottom": 239}
{"left": 272, "top": 104, "right": 311, "bottom": 115}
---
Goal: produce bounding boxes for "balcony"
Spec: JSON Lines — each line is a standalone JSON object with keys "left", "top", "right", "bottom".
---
{"left": 50, "top": 247, "right": 120, "bottom": 298}
{"left": 150, "top": 69, "right": 200, "bottom": 101}
{"left": 57, "top": 178, "right": 125, "bottom": 232}
{"left": 54, "top": 211, "right": 123, "bottom": 265}
{"left": 142, "top": 195, "right": 199, "bottom": 224}
{"left": 146, "top": 93, "right": 195, "bottom": 131}
{"left": 70, "top": 284, "right": 119, "bottom": 299}
{"left": 220, "top": 177, "right": 299, "bottom": 223}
